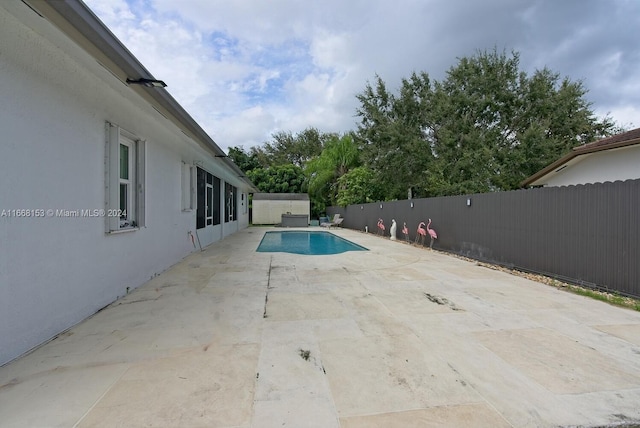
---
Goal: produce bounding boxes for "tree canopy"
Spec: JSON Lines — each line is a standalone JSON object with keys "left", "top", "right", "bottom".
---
{"left": 246, "top": 164, "right": 307, "bottom": 194}
{"left": 227, "top": 146, "right": 261, "bottom": 172}
{"left": 249, "top": 127, "right": 332, "bottom": 168}
{"left": 356, "top": 49, "right": 616, "bottom": 198}
{"left": 335, "top": 166, "right": 383, "bottom": 207}
{"left": 304, "top": 133, "right": 361, "bottom": 212}
{"left": 228, "top": 128, "right": 334, "bottom": 195}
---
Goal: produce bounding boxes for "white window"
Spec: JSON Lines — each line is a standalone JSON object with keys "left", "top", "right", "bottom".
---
{"left": 225, "top": 182, "right": 236, "bottom": 222}
{"left": 181, "top": 163, "right": 195, "bottom": 211}
{"left": 106, "top": 122, "right": 146, "bottom": 232}
{"left": 119, "top": 138, "right": 133, "bottom": 223}
{"left": 206, "top": 178, "right": 214, "bottom": 225}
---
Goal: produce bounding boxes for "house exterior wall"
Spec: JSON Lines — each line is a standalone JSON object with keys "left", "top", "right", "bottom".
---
{"left": 0, "top": 4, "right": 250, "bottom": 365}
{"left": 540, "top": 146, "right": 640, "bottom": 187}
{"left": 252, "top": 200, "right": 310, "bottom": 225}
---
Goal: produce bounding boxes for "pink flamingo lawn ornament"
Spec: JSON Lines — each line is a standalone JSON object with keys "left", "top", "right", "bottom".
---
{"left": 377, "top": 218, "right": 385, "bottom": 236}
{"left": 415, "top": 221, "right": 426, "bottom": 246}
{"left": 402, "top": 222, "right": 409, "bottom": 242}
{"left": 426, "top": 218, "right": 438, "bottom": 249}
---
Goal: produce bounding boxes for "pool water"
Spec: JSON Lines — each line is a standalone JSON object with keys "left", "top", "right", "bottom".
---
{"left": 257, "top": 231, "right": 368, "bottom": 255}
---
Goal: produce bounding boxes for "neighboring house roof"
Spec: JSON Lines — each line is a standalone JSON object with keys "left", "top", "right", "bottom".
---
{"left": 22, "top": 0, "right": 258, "bottom": 193}
{"left": 521, "top": 127, "right": 640, "bottom": 188}
{"left": 253, "top": 193, "right": 310, "bottom": 201}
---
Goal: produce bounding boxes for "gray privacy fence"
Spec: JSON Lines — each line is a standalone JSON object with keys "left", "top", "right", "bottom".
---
{"left": 327, "top": 179, "right": 640, "bottom": 298}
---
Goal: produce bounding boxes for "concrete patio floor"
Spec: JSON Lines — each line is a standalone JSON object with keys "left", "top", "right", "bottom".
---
{"left": 2, "top": 227, "right": 640, "bottom": 427}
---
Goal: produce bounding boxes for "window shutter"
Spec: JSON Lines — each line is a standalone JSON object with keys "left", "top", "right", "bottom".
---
{"left": 136, "top": 139, "right": 146, "bottom": 228}
{"left": 106, "top": 122, "right": 120, "bottom": 232}
{"left": 181, "top": 163, "right": 196, "bottom": 211}
{"left": 190, "top": 166, "right": 196, "bottom": 210}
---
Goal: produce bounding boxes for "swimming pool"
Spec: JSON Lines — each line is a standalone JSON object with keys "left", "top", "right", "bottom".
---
{"left": 256, "top": 231, "right": 368, "bottom": 255}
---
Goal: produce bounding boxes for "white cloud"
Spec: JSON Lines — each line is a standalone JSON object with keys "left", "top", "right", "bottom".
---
{"left": 84, "top": 0, "right": 134, "bottom": 21}
{"left": 212, "top": 106, "right": 276, "bottom": 148}
{"left": 85, "top": 0, "right": 640, "bottom": 152}
{"left": 597, "top": 105, "right": 639, "bottom": 130}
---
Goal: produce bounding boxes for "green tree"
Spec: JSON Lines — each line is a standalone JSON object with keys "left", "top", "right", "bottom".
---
{"left": 305, "top": 133, "right": 361, "bottom": 211}
{"left": 247, "top": 164, "right": 307, "bottom": 193}
{"left": 356, "top": 72, "right": 435, "bottom": 199}
{"left": 241, "top": 145, "right": 271, "bottom": 169}
{"left": 256, "top": 127, "right": 331, "bottom": 167}
{"left": 356, "top": 49, "right": 617, "bottom": 197}
{"left": 336, "top": 166, "right": 383, "bottom": 206}
{"left": 228, "top": 129, "right": 330, "bottom": 196}
{"left": 426, "top": 50, "right": 616, "bottom": 194}
{"left": 227, "top": 146, "right": 260, "bottom": 173}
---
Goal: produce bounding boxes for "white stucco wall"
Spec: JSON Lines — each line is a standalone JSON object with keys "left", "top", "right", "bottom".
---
{"left": 252, "top": 200, "right": 311, "bottom": 224}
{"left": 541, "top": 146, "right": 640, "bottom": 187}
{"left": 0, "top": 3, "right": 251, "bottom": 365}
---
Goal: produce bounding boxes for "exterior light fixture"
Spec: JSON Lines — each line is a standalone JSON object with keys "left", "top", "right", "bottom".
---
{"left": 467, "top": 198, "right": 472, "bottom": 206}
{"left": 410, "top": 201, "right": 414, "bottom": 208}
{"left": 126, "top": 78, "right": 167, "bottom": 88}
{"left": 380, "top": 203, "right": 383, "bottom": 209}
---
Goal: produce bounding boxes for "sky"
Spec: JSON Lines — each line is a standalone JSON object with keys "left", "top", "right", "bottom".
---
{"left": 84, "top": 0, "right": 640, "bottom": 153}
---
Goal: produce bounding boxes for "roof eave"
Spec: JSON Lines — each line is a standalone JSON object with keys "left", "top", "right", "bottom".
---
{"left": 521, "top": 137, "right": 640, "bottom": 188}
{"left": 520, "top": 152, "right": 577, "bottom": 188}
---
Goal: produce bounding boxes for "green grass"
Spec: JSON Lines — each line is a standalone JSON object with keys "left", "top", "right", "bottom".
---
{"left": 467, "top": 257, "right": 640, "bottom": 312}
{"left": 564, "top": 284, "right": 640, "bottom": 311}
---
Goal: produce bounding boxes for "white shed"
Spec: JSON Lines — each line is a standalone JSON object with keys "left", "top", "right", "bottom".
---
{"left": 252, "top": 193, "right": 311, "bottom": 225}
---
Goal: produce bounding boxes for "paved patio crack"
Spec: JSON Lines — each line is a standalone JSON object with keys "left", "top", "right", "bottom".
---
{"left": 120, "top": 297, "right": 161, "bottom": 305}
{"left": 263, "top": 256, "right": 273, "bottom": 318}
